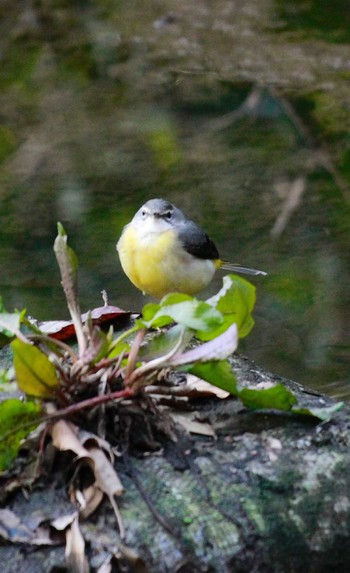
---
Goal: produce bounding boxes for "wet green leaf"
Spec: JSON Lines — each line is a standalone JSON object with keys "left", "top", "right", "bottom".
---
{"left": 11, "top": 339, "right": 60, "bottom": 398}
{"left": 202, "top": 275, "right": 256, "bottom": 340}
{"left": 139, "top": 324, "right": 193, "bottom": 361}
{"left": 139, "top": 294, "right": 223, "bottom": 332}
{"left": 292, "top": 401, "right": 344, "bottom": 421}
{"left": 186, "top": 360, "right": 238, "bottom": 395}
{"left": 238, "top": 383, "right": 298, "bottom": 411}
{"left": 0, "top": 399, "right": 41, "bottom": 470}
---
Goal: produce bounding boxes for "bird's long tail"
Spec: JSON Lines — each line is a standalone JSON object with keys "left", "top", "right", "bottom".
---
{"left": 220, "top": 261, "right": 267, "bottom": 276}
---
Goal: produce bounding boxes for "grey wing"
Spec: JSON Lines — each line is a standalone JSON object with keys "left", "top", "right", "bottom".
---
{"left": 178, "top": 221, "right": 219, "bottom": 260}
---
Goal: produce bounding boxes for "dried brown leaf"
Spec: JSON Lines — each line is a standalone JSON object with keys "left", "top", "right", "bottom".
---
{"left": 78, "top": 429, "right": 116, "bottom": 463}
{"left": 39, "top": 306, "right": 131, "bottom": 341}
{"left": 74, "top": 486, "right": 104, "bottom": 520}
{"left": 51, "top": 421, "right": 125, "bottom": 536}
{"left": 168, "top": 411, "right": 215, "bottom": 437}
{"left": 65, "top": 515, "right": 90, "bottom": 573}
{"left": 86, "top": 447, "right": 124, "bottom": 497}
{"left": 51, "top": 420, "right": 89, "bottom": 458}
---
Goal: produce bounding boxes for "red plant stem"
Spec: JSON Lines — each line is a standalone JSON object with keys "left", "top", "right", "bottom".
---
{"left": 48, "top": 387, "right": 134, "bottom": 421}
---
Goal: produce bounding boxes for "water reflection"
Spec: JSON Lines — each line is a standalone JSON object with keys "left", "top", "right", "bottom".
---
{"left": 0, "top": 72, "right": 349, "bottom": 398}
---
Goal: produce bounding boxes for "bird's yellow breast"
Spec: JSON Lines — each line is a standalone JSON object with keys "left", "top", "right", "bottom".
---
{"left": 117, "top": 224, "right": 216, "bottom": 299}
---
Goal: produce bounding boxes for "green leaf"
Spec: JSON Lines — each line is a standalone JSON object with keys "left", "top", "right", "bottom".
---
{"left": 108, "top": 340, "right": 130, "bottom": 359}
{"left": 11, "top": 339, "right": 60, "bottom": 398}
{"left": 0, "top": 398, "right": 42, "bottom": 470}
{"left": 160, "top": 293, "right": 194, "bottom": 305}
{"left": 202, "top": 274, "right": 256, "bottom": 340}
{"left": 140, "top": 302, "right": 164, "bottom": 323}
{"left": 169, "top": 323, "right": 238, "bottom": 366}
{"left": 186, "top": 360, "right": 239, "bottom": 395}
{"left": 0, "top": 309, "right": 26, "bottom": 347}
{"left": 0, "top": 312, "right": 21, "bottom": 337}
{"left": 138, "top": 324, "right": 193, "bottom": 361}
{"left": 0, "top": 367, "right": 16, "bottom": 393}
{"left": 139, "top": 295, "right": 223, "bottom": 333}
{"left": 291, "top": 401, "right": 344, "bottom": 421}
{"left": 238, "top": 384, "right": 298, "bottom": 411}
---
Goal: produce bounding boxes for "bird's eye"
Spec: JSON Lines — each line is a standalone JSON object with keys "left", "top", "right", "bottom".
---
{"left": 141, "top": 209, "right": 146, "bottom": 217}
{"left": 164, "top": 211, "right": 172, "bottom": 220}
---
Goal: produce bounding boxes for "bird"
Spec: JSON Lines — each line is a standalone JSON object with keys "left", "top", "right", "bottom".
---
{"left": 117, "top": 198, "right": 266, "bottom": 299}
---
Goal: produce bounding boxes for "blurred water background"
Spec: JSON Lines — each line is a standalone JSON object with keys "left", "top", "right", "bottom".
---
{"left": 1, "top": 0, "right": 350, "bottom": 398}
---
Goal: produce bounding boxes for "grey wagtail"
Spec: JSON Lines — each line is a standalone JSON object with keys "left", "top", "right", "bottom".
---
{"left": 117, "top": 198, "right": 266, "bottom": 299}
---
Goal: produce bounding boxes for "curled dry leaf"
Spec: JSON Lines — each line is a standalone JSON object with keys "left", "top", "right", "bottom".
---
{"left": 65, "top": 515, "right": 90, "bottom": 573}
{"left": 87, "top": 447, "right": 124, "bottom": 497}
{"left": 51, "top": 420, "right": 89, "bottom": 457}
{"left": 77, "top": 428, "right": 117, "bottom": 462}
{"left": 50, "top": 420, "right": 124, "bottom": 533}
{"left": 0, "top": 508, "right": 76, "bottom": 547}
{"left": 74, "top": 486, "right": 104, "bottom": 520}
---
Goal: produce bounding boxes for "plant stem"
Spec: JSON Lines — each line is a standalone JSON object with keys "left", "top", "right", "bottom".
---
{"left": 46, "top": 387, "right": 134, "bottom": 421}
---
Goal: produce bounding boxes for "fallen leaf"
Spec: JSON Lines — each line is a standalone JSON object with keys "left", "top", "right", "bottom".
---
{"left": 50, "top": 420, "right": 125, "bottom": 533}
{"left": 78, "top": 429, "right": 117, "bottom": 462}
{"left": 51, "top": 420, "right": 89, "bottom": 458}
{"left": 87, "top": 447, "right": 124, "bottom": 497}
{"left": 39, "top": 306, "right": 131, "bottom": 340}
{"left": 52, "top": 512, "right": 77, "bottom": 531}
{"left": 65, "top": 515, "right": 90, "bottom": 573}
{"left": 74, "top": 486, "right": 104, "bottom": 520}
{"left": 0, "top": 508, "right": 69, "bottom": 546}
{"left": 0, "top": 508, "right": 34, "bottom": 543}
{"left": 168, "top": 411, "right": 215, "bottom": 437}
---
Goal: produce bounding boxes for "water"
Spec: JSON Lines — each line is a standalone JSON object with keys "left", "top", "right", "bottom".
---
{"left": 0, "top": 0, "right": 349, "bottom": 399}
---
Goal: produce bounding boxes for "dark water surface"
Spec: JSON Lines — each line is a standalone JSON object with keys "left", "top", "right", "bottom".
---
{"left": 1, "top": 0, "right": 350, "bottom": 399}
